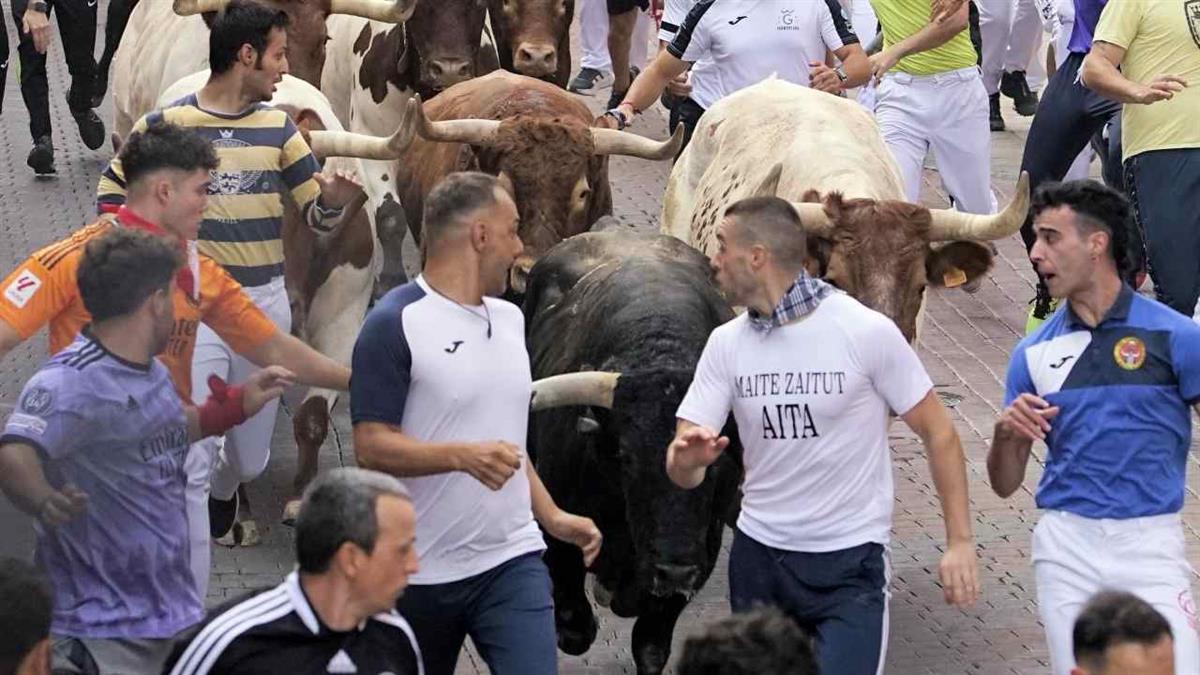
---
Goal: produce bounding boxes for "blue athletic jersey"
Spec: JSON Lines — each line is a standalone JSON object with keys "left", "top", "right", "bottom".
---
{"left": 1, "top": 331, "right": 200, "bottom": 638}
{"left": 1005, "top": 286, "right": 1200, "bottom": 519}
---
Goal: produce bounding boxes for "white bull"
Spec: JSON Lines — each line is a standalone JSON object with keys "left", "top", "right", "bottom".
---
{"left": 112, "top": 0, "right": 415, "bottom": 146}
{"left": 662, "top": 77, "right": 1029, "bottom": 343}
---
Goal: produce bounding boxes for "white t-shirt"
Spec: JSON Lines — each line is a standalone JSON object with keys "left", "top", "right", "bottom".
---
{"left": 350, "top": 275, "right": 545, "bottom": 584}
{"left": 676, "top": 293, "right": 932, "bottom": 552}
{"left": 666, "top": 0, "right": 859, "bottom": 109}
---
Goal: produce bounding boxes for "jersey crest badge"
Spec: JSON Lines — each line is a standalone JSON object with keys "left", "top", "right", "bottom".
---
{"left": 4, "top": 269, "right": 42, "bottom": 308}
{"left": 1114, "top": 336, "right": 1146, "bottom": 371}
{"left": 20, "top": 386, "right": 53, "bottom": 415}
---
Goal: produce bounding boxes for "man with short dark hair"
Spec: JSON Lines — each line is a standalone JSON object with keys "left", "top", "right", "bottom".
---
{"left": 666, "top": 195, "right": 979, "bottom": 674}
{"left": 989, "top": 180, "right": 1200, "bottom": 674}
{"left": 0, "top": 557, "right": 53, "bottom": 675}
{"left": 1072, "top": 591, "right": 1174, "bottom": 675}
{"left": 97, "top": 0, "right": 364, "bottom": 538}
{"left": 0, "top": 229, "right": 291, "bottom": 674}
{"left": 677, "top": 608, "right": 820, "bottom": 675}
{"left": 166, "top": 467, "right": 422, "bottom": 674}
{"left": 0, "top": 121, "right": 350, "bottom": 601}
{"left": 351, "top": 171, "right": 602, "bottom": 675}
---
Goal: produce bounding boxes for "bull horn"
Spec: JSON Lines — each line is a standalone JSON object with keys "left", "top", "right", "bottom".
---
{"left": 928, "top": 171, "right": 1030, "bottom": 242}
{"left": 530, "top": 372, "right": 620, "bottom": 411}
{"left": 407, "top": 95, "right": 501, "bottom": 145}
{"left": 329, "top": 0, "right": 417, "bottom": 23}
{"left": 590, "top": 124, "right": 684, "bottom": 161}
{"left": 173, "top": 0, "right": 230, "bottom": 14}
{"left": 786, "top": 202, "right": 837, "bottom": 237}
{"left": 308, "top": 120, "right": 415, "bottom": 161}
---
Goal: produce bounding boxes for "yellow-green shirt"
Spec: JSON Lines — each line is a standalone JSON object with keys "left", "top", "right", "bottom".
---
{"left": 871, "top": 0, "right": 977, "bottom": 75}
{"left": 1093, "top": 0, "right": 1200, "bottom": 159}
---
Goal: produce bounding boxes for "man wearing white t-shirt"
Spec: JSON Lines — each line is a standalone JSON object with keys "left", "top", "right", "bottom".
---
{"left": 666, "top": 197, "right": 980, "bottom": 674}
{"left": 350, "top": 172, "right": 602, "bottom": 675}
{"left": 603, "top": 0, "right": 870, "bottom": 154}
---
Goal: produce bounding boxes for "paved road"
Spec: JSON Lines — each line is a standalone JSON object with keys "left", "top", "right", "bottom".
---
{"left": 2, "top": 5, "right": 1196, "bottom": 674}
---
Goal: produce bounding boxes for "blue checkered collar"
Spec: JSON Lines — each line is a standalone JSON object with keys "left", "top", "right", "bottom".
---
{"left": 747, "top": 270, "right": 838, "bottom": 332}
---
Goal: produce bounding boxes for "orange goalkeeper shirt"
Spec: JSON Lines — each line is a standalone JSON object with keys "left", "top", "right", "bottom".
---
{"left": 0, "top": 217, "right": 277, "bottom": 401}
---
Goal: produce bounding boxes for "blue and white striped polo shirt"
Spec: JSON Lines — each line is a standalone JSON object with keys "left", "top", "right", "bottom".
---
{"left": 1005, "top": 285, "right": 1200, "bottom": 519}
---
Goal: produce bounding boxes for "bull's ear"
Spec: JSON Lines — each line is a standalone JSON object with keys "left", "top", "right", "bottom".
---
{"left": 751, "top": 163, "right": 783, "bottom": 197}
{"left": 926, "top": 241, "right": 994, "bottom": 290}
{"left": 292, "top": 108, "right": 325, "bottom": 144}
{"left": 454, "top": 145, "right": 482, "bottom": 172}
{"left": 806, "top": 236, "right": 832, "bottom": 277}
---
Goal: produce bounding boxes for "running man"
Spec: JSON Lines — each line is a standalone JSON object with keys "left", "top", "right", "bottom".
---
{"left": 96, "top": 0, "right": 364, "bottom": 536}
{"left": 989, "top": 180, "right": 1200, "bottom": 674}
{"left": 666, "top": 196, "right": 979, "bottom": 673}
{"left": 0, "top": 122, "right": 349, "bottom": 601}
{"left": 0, "top": 229, "right": 292, "bottom": 673}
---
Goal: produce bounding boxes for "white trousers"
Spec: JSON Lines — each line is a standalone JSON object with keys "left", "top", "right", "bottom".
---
{"left": 1033, "top": 510, "right": 1200, "bottom": 675}
{"left": 978, "top": 0, "right": 1044, "bottom": 93}
{"left": 184, "top": 276, "right": 291, "bottom": 599}
{"left": 874, "top": 67, "right": 997, "bottom": 214}
{"left": 579, "top": 0, "right": 652, "bottom": 72}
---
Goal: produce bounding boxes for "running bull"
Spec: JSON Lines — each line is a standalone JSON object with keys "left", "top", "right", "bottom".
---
{"left": 662, "top": 77, "right": 1030, "bottom": 342}
{"left": 526, "top": 232, "right": 743, "bottom": 675}
{"left": 391, "top": 70, "right": 682, "bottom": 293}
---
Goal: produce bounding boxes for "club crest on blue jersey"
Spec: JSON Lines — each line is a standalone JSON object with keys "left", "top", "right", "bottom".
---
{"left": 20, "top": 386, "right": 53, "bottom": 415}
{"left": 1113, "top": 336, "right": 1147, "bottom": 371}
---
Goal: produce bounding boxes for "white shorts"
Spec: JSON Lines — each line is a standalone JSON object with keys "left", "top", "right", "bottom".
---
{"left": 1033, "top": 510, "right": 1200, "bottom": 675}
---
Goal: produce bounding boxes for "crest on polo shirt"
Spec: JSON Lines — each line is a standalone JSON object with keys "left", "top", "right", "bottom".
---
{"left": 1114, "top": 336, "right": 1146, "bottom": 371}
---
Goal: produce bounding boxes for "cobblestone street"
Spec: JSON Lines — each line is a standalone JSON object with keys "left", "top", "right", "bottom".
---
{"left": 0, "top": 4, "right": 1195, "bottom": 673}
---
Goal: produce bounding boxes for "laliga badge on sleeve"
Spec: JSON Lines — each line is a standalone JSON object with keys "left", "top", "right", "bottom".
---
{"left": 942, "top": 266, "right": 968, "bottom": 288}
{"left": 1113, "top": 336, "right": 1147, "bottom": 371}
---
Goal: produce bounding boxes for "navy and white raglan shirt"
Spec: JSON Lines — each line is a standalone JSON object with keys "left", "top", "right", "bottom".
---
{"left": 167, "top": 572, "right": 423, "bottom": 675}
{"left": 349, "top": 276, "right": 545, "bottom": 584}
{"left": 1, "top": 331, "right": 200, "bottom": 639}
{"left": 667, "top": 0, "right": 859, "bottom": 109}
{"left": 1005, "top": 285, "right": 1200, "bottom": 519}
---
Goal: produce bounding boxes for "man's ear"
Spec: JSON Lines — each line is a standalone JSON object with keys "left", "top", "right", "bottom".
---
{"left": 238, "top": 43, "right": 258, "bottom": 68}
{"left": 155, "top": 177, "right": 173, "bottom": 205}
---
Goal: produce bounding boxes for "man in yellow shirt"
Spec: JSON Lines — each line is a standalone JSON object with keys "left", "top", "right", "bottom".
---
{"left": 1083, "top": 0, "right": 1199, "bottom": 318}
{"left": 869, "top": 0, "right": 996, "bottom": 216}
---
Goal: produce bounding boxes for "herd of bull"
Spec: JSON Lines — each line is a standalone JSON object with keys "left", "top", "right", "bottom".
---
{"left": 102, "top": 1, "right": 1031, "bottom": 672}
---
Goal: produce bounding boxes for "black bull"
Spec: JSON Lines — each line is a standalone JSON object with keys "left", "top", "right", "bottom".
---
{"left": 524, "top": 232, "right": 743, "bottom": 675}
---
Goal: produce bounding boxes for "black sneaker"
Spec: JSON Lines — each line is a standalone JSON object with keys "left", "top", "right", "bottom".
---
{"left": 27, "top": 136, "right": 55, "bottom": 175}
{"left": 72, "top": 108, "right": 106, "bottom": 150}
{"left": 989, "top": 93, "right": 1005, "bottom": 132}
{"left": 91, "top": 68, "right": 109, "bottom": 109}
{"left": 567, "top": 67, "right": 612, "bottom": 93}
{"left": 209, "top": 491, "right": 239, "bottom": 539}
{"left": 1000, "top": 70, "right": 1038, "bottom": 116}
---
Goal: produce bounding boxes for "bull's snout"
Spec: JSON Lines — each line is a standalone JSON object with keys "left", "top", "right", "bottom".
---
{"left": 651, "top": 563, "right": 700, "bottom": 595}
{"left": 423, "top": 57, "right": 473, "bottom": 90}
{"left": 514, "top": 42, "right": 558, "bottom": 77}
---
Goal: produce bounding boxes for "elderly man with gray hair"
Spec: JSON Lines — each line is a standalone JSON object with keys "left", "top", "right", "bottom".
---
{"left": 166, "top": 468, "right": 423, "bottom": 675}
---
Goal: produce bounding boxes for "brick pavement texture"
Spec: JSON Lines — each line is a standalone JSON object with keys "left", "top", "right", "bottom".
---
{"left": 1, "top": 5, "right": 1196, "bottom": 675}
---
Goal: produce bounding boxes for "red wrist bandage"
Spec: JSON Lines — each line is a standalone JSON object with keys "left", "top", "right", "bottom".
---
{"left": 198, "top": 375, "right": 247, "bottom": 437}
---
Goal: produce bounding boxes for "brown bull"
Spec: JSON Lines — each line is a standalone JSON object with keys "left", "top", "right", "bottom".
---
{"left": 486, "top": 0, "right": 574, "bottom": 87}
{"left": 391, "top": 70, "right": 681, "bottom": 292}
